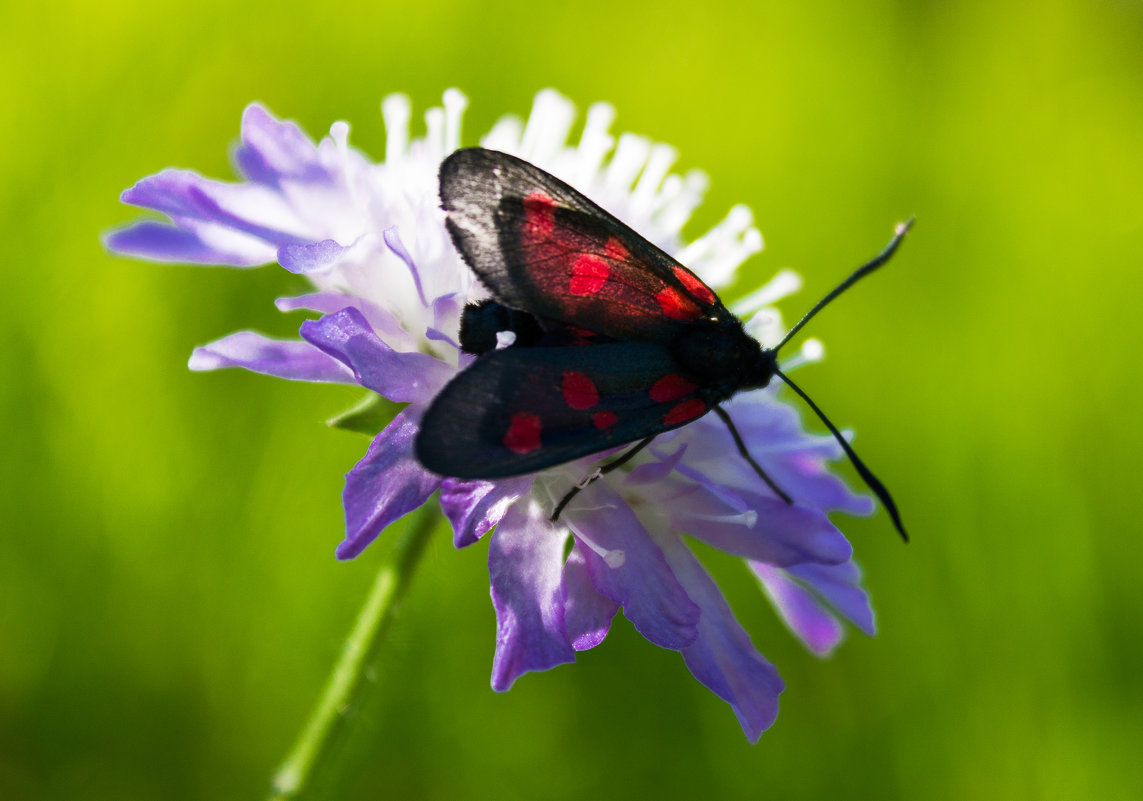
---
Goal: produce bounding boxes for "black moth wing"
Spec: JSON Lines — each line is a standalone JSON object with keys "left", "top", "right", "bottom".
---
{"left": 415, "top": 341, "right": 719, "bottom": 479}
{"left": 440, "top": 148, "right": 735, "bottom": 343}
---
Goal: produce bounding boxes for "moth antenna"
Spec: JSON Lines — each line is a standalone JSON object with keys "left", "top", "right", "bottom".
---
{"left": 774, "top": 368, "right": 908, "bottom": 542}
{"left": 713, "top": 406, "right": 792, "bottom": 504}
{"left": 774, "top": 217, "right": 914, "bottom": 353}
{"left": 551, "top": 436, "right": 656, "bottom": 521}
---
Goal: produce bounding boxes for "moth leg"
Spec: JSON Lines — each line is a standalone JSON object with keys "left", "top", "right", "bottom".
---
{"left": 550, "top": 436, "right": 656, "bottom": 521}
{"left": 713, "top": 406, "right": 793, "bottom": 504}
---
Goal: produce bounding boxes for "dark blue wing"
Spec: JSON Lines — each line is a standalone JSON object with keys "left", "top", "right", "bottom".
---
{"left": 415, "top": 341, "right": 715, "bottom": 478}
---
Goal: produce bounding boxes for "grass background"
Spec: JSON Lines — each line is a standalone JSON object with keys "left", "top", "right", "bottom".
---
{"left": 3, "top": 0, "right": 1142, "bottom": 798}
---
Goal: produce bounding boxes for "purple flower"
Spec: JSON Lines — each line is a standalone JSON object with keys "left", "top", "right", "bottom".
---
{"left": 108, "top": 89, "right": 878, "bottom": 741}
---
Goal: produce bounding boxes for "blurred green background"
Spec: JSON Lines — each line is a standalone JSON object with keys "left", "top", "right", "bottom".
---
{"left": 3, "top": 0, "right": 1141, "bottom": 798}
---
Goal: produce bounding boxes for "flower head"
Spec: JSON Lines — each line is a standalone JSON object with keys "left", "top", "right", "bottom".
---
{"left": 108, "top": 89, "right": 877, "bottom": 741}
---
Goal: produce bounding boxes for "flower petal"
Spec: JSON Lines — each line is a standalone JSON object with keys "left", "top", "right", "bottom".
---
{"left": 187, "top": 331, "right": 354, "bottom": 383}
{"left": 656, "top": 533, "right": 785, "bottom": 742}
{"left": 275, "top": 292, "right": 416, "bottom": 352}
{"left": 626, "top": 442, "right": 687, "bottom": 485}
{"left": 440, "top": 476, "right": 532, "bottom": 548}
{"left": 675, "top": 397, "right": 875, "bottom": 516}
{"left": 300, "top": 307, "right": 453, "bottom": 403}
{"left": 666, "top": 481, "right": 853, "bottom": 568}
{"left": 233, "top": 103, "right": 331, "bottom": 185}
{"left": 752, "top": 564, "right": 844, "bottom": 656}
{"left": 337, "top": 407, "right": 442, "bottom": 559}
{"left": 431, "top": 293, "right": 465, "bottom": 346}
{"left": 120, "top": 169, "right": 309, "bottom": 248}
{"left": 788, "top": 560, "right": 876, "bottom": 636}
{"left": 564, "top": 482, "right": 700, "bottom": 650}
{"left": 562, "top": 541, "right": 619, "bottom": 651}
{"left": 103, "top": 220, "right": 269, "bottom": 266}
{"left": 489, "top": 499, "right": 576, "bottom": 690}
{"left": 278, "top": 238, "right": 354, "bottom": 274}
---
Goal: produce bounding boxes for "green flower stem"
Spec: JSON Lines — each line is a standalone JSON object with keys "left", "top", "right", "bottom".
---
{"left": 268, "top": 507, "right": 439, "bottom": 799}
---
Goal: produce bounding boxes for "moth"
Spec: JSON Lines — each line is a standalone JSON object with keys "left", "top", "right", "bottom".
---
{"left": 415, "top": 148, "right": 910, "bottom": 540}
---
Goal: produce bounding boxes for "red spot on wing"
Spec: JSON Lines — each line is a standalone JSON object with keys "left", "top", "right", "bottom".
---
{"left": 565, "top": 324, "right": 600, "bottom": 343}
{"left": 562, "top": 371, "right": 599, "bottom": 410}
{"left": 663, "top": 399, "right": 707, "bottom": 425}
{"left": 503, "top": 412, "right": 542, "bottom": 454}
{"left": 672, "top": 266, "right": 717, "bottom": 305}
{"left": 524, "top": 191, "right": 556, "bottom": 238}
{"left": 604, "top": 237, "right": 629, "bottom": 262}
{"left": 569, "top": 255, "right": 610, "bottom": 296}
{"left": 655, "top": 287, "right": 701, "bottom": 321}
{"left": 649, "top": 374, "right": 697, "bottom": 403}
{"left": 592, "top": 410, "right": 618, "bottom": 430}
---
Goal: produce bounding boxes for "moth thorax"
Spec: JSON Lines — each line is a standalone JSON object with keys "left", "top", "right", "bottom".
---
{"left": 671, "top": 320, "right": 776, "bottom": 389}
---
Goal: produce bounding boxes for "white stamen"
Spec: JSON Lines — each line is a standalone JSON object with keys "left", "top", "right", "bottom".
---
{"left": 731, "top": 269, "right": 803, "bottom": 318}
{"left": 424, "top": 106, "right": 446, "bottom": 164}
{"left": 678, "top": 204, "right": 754, "bottom": 264}
{"left": 442, "top": 88, "right": 467, "bottom": 154}
{"left": 573, "top": 102, "right": 616, "bottom": 186}
{"left": 647, "top": 173, "right": 683, "bottom": 220}
{"left": 381, "top": 94, "right": 411, "bottom": 165}
{"left": 329, "top": 120, "right": 350, "bottom": 153}
{"left": 328, "top": 121, "right": 361, "bottom": 209}
{"left": 690, "top": 510, "right": 758, "bottom": 528}
{"left": 520, "top": 89, "right": 576, "bottom": 164}
{"left": 678, "top": 204, "right": 762, "bottom": 286}
{"left": 576, "top": 534, "right": 626, "bottom": 568}
{"left": 481, "top": 114, "right": 524, "bottom": 152}
{"left": 801, "top": 338, "right": 825, "bottom": 362}
{"left": 655, "top": 169, "right": 708, "bottom": 241}
{"left": 605, "top": 133, "right": 651, "bottom": 195}
{"left": 745, "top": 308, "right": 787, "bottom": 348}
{"left": 630, "top": 143, "right": 678, "bottom": 215}
{"left": 780, "top": 338, "right": 826, "bottom": 371}
{"left": 701, "top": 224, "right": 764, "bottom": 287}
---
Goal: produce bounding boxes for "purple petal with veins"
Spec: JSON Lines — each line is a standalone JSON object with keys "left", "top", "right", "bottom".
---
{"left": 564, "top": 482, "right": 699, "bottom": 650}
{"left": 752, "top": 559, "right": 874, "bottom": 656}
{"left": 626, "top": 442, "right": 687, "bottom": 485}
{"left": 787, "top": 560, "right": 875, "bottom": 636}
{"left": 664, "top": 481, "right": 852, "bottom": 567}
{"left": 275, "top": 292, "right": 416, "bottom": 352}
{"left": 676, "top": 400, "right": 874, "bottom": 516}
{"left": 233, "top": 103, "right": 332, "bottom": 185}
{"left": 102, "top": 221, "right": 271, "bottom": 266}
{"left": 657, "top": 532, "right": 785, "bottom": 742}
{"left": 188, "top": 331, "right": 354, "bottom": 383}
{"left": 278, "top": 238, "right": 353, "bottom": 274}
{"left": 489, "top": 501, "right": 576, "bottom": 690}
{"left": 752, "top": 564, "right": 844, "bottom": 656}
{"left": 440, "top": 476, "right": 532, "bottom": 548}
{"left": 300, "top": 307, "right": 453, "bottom": 403}
{"left": 120, "top": 170, "right": 310, "bottom": 248}
{"left": 562, "top": 542, "right": 619, "bottom": 651}
{"left": 338, "top": 407, "right": 442, "bottom": 560}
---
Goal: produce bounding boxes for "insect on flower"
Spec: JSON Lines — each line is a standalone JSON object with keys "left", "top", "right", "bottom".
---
{"left": 416, "top": 148, "right": 912, "bottom": 541}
